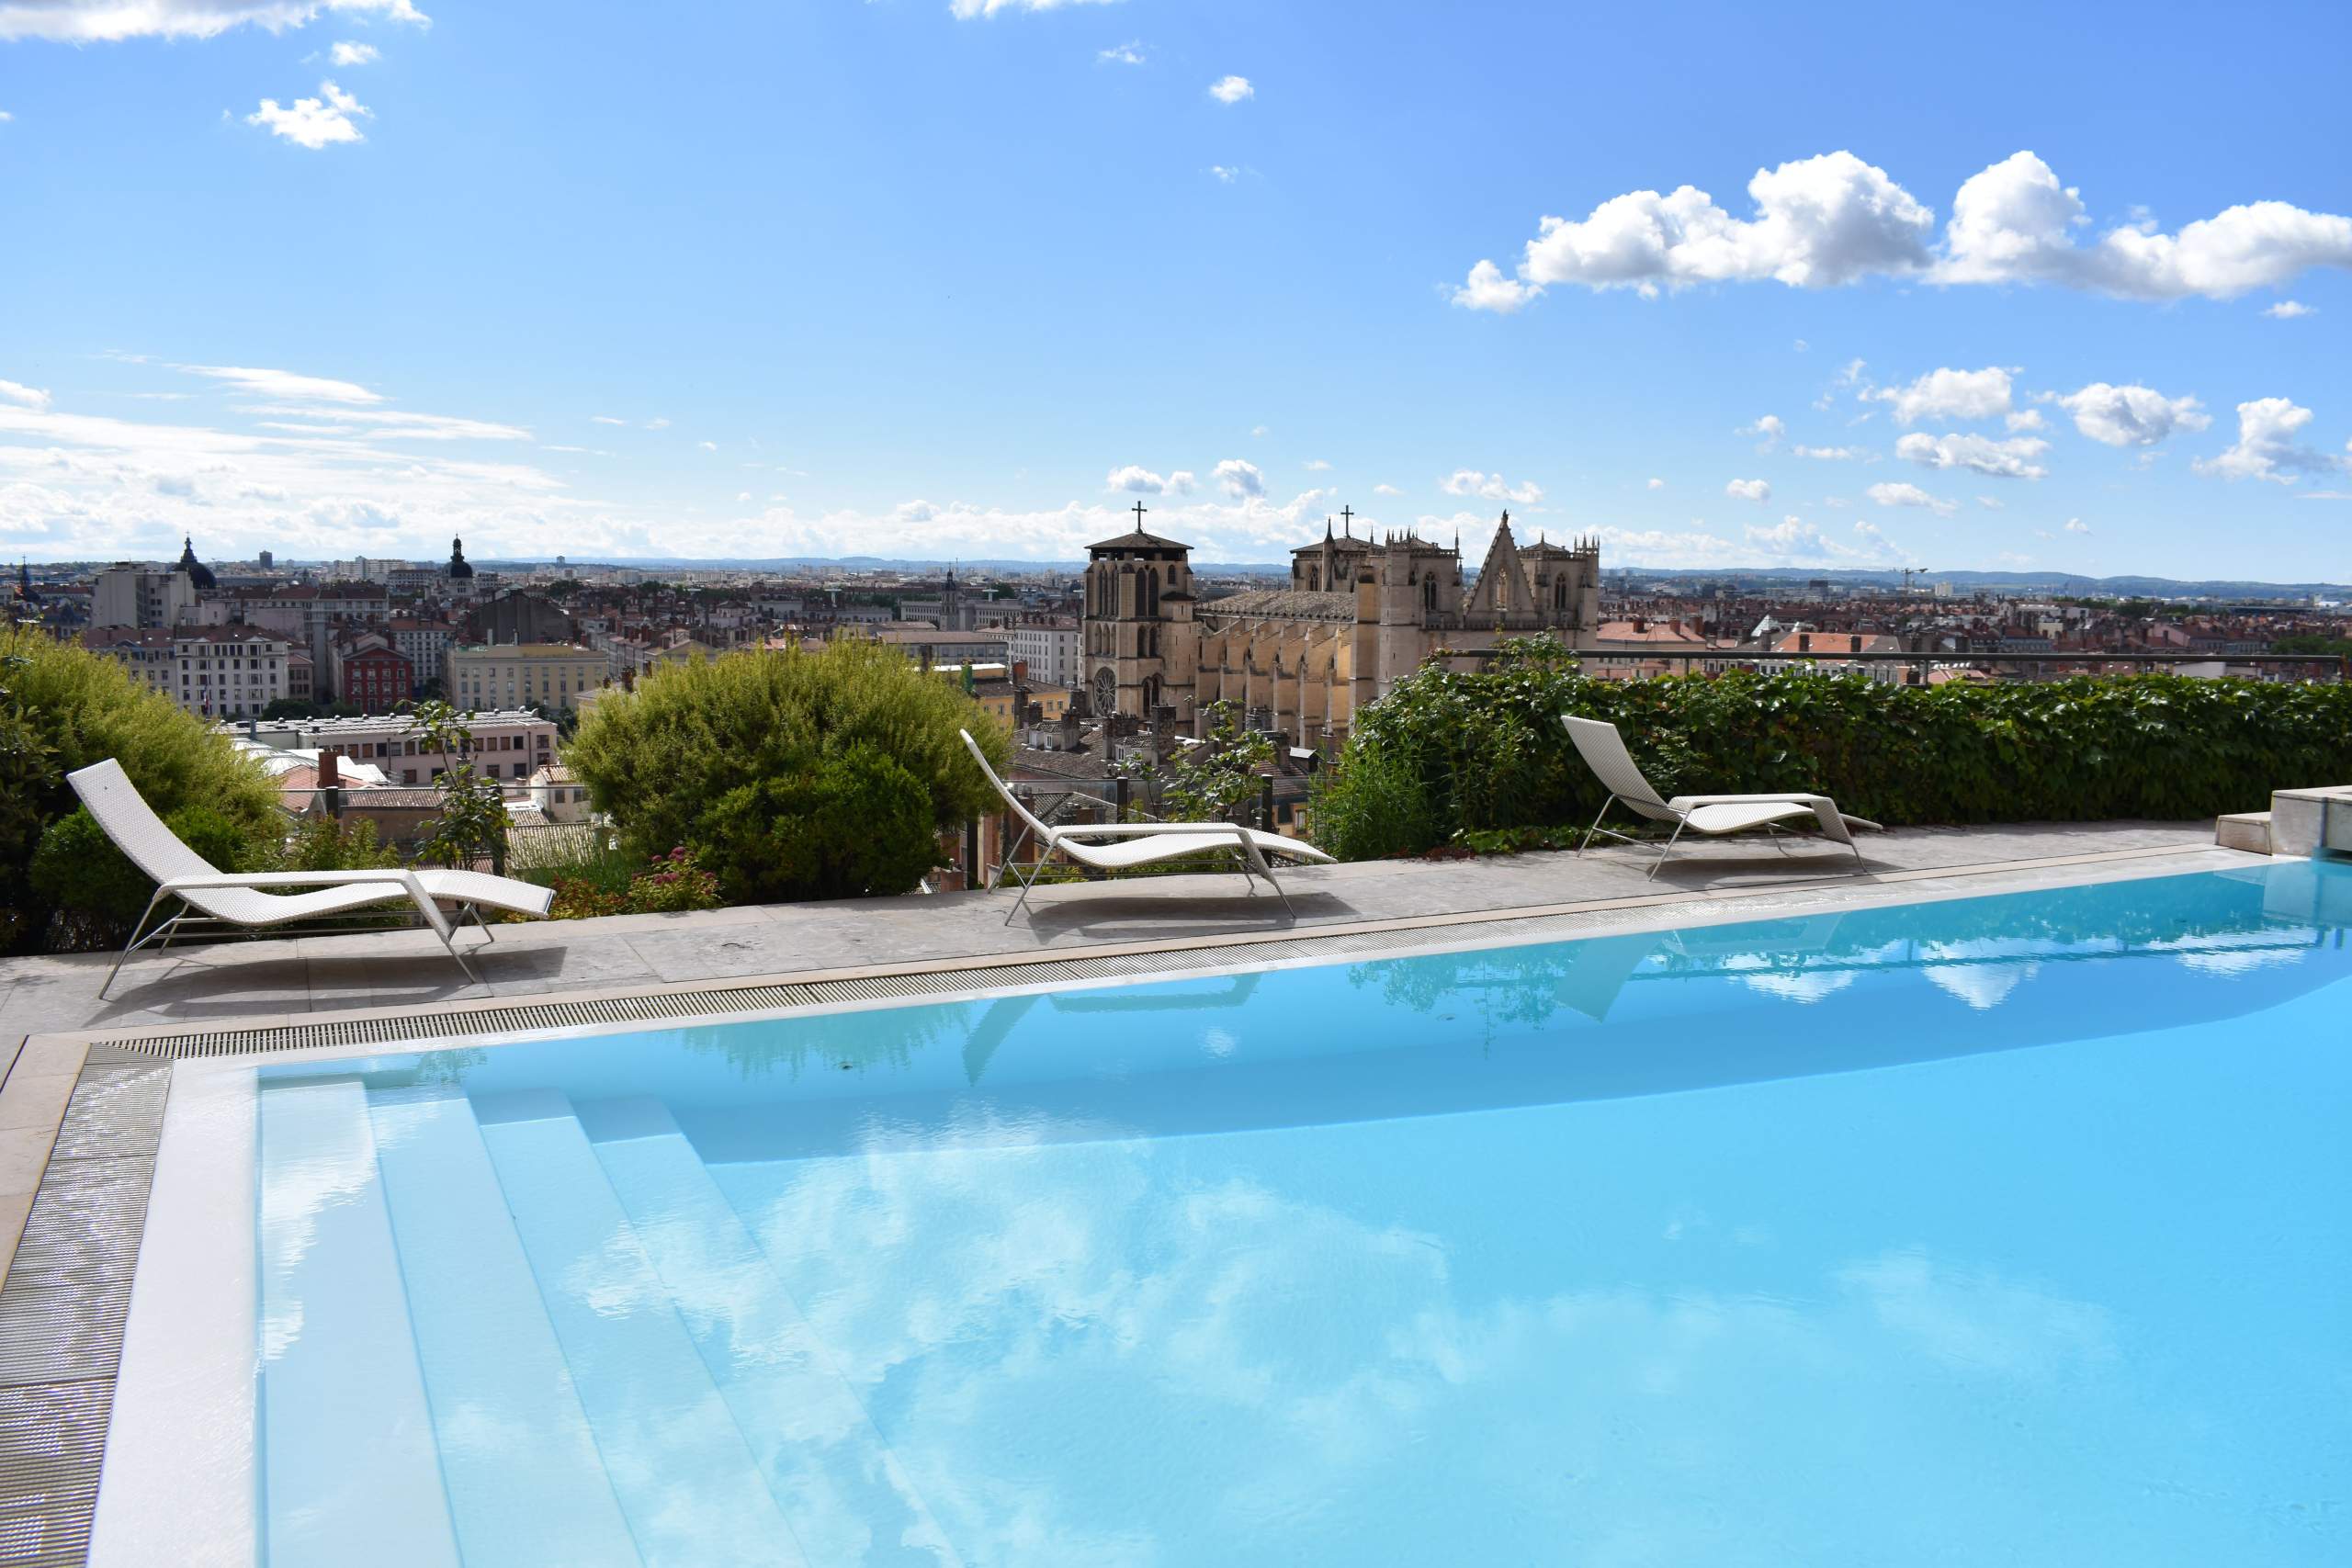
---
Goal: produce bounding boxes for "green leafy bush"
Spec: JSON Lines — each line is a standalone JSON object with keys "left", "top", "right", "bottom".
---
{"left": 1310, "top": 647, "right": 2352, "bottom": 861}
{"left": 546, "top": 847, "right": 725, "bottom": 920}
{"left": 28, "top": 803, "right": 266, "bottom": 947}
{"left": 277, "top": 816, "right": 401, "bottom": 873}
{"left": 0, "top": 626, "right": 282, "bottom": 951}
{"left": 566, "top": 640, "right": 1007, "bottom": 903}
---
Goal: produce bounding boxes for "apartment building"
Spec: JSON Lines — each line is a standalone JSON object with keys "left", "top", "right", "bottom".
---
{"left": 1003, "top": 615, "right": 1081, "bottom": 692}
{"left": 91, "top": 626, "right": 293, "bottom": 719}
{"left": 328, "top": 630, "right": 416, "bottom": 712}
{"left": 254, "top": 708, "right": 559, "bottom": 784}
{"left": 445, "top": 642, "right": 609, "bottom": 711}
{"left": 90, "top": 564, "right": 195, "bottom": 629}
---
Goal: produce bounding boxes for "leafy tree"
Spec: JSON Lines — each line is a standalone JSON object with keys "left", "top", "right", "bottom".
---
{"left": 0, "top": 626, "right": 280, "bottom": 952}
{"left": 566, "top": 638, "right": 1006, "bottom": 902}
{"left": 408, "top": 700, "right": 511, "bottom": 875}
{"left": 2270, "top": 635, "right": 2352, "bottom": 659}
{"left": 1116, "top": 700, "right": 1272, "bottom": 822}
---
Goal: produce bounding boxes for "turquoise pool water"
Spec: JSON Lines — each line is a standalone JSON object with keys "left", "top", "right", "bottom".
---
{"left": 254, "top": 863, "right": 2352, "bottom": 1567}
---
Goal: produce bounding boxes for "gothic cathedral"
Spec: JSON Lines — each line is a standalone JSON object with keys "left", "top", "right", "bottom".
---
{"left": 1081, "top": 507, "right": 1600, "bottom": 747}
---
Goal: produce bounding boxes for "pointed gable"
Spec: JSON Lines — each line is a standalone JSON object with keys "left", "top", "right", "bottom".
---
{"left": 1464, "top": 511, "right": 1531, "bottom": 615}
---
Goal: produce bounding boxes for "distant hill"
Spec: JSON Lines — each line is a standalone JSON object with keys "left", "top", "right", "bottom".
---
{"left": 1594, "top": 566, "right": 2351, "bottom": 601}
{"left": 486, "top": 557, "right": 2347, "bottom": 602}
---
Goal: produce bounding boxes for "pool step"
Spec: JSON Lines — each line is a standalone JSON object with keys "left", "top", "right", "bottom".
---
{"left": 366, "top": 1088, "right": 639, "bottom": 1568}
{"left": 255, "top": 1080, "right": 460, "bottom": 1568}
{"left": 2216, "top": 811, "right": 2273, "bottom": 854}
{"left": 472, "top": 1089, "right": 808, "bottom": 1568}
{"left": 576, "top": 1097, "right": 960, "bottom": 1568}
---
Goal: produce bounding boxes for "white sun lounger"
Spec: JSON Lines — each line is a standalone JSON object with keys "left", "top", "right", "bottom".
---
{"left": 70, "top": 758, "right": 554, "bottom": 998}
{"left": 1562, "top": 716, "right": 1881, "bottom": 879}
{"left": 960, "top": 729, "right": 1333, "bottom": 922}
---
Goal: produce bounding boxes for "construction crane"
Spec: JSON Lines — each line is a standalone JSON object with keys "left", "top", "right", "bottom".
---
{"left": 1899, "top": 566, "right": 1931, "bottom": 596}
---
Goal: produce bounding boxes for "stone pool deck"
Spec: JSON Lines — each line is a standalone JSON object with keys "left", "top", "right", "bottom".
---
{"left": 0, "top": 820, "right": 2230, "bottom": 1050}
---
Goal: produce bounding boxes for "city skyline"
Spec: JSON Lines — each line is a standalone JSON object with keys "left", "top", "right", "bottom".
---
{"left": 3, "top": 1, "right": 2349, "bottom": 578}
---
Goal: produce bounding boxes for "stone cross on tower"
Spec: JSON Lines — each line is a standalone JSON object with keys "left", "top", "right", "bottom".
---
{"left": 1340, "top": 505, "right": 1353, "bottom": 533}
{"left": 1131, "top": 500, "right": 1148, "bottom": 530}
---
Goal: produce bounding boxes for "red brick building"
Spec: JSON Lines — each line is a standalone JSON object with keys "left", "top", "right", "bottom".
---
{"left": 329, "top": 630, "right": 414, "bottom": 713}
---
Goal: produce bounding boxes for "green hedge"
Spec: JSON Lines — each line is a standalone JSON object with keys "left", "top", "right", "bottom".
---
{"left": 1308, "top": 647, "right": 2352, "bottom": 862}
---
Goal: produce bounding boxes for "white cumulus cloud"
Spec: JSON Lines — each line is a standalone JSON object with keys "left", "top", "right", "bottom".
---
{"left": 1895, "top": 432, "right": 2050, "bottom": 479}
{"left": 949, "top": 0, "right": 1119, "bottom": 15}
{"left": 1442, "top": 468, "right": 1542, "bottom": 503}
{"left": 1374, "top": 482, "right": 1403, "bottom": 496}
{"left": 1108, "top": 465, "right": 1185, "bottom": 493}
{"left": 2263, "top": 299, "right": 2315, "bottom": 319}
{"left": 0, "top": 0, "right": 427, "bottom": 42}
{"left": 1455, "top": 148, "right": 2352, "bottom": 313}
{"left": 2051, "top": 382, "right": 2211, "bottom": 448}
{"left": 1938, "top": 151, "right": 2352, "bottom": 300}
{"left": 2064, "top": 518, "right": 2091, "bottom": 534}
{"left": 1724, "top": 477, "right": 1771, "bottom": 504}
{"left": 1455, "top": 150, "right": 1934, "bottom": 309}
{"left": 1096, "top": 39, "right": 1144, "bottom": 65}
{"left": 1213, "top": 457, "right": 1263, "bottom": 499}
{"left": 2194, "top": 398, "right": 2344, "bottom": 484}
{"left": 247, "top": 79, "right": 369, "bottom": 149}
{"left": 327, "top": 39, "right": 376, "bottom": 64}
{"left": 1450, "top": 259, "right": 1536, "bottom": 313}
{"left": 0, "top": 378, "right": 51, "bottom": 411}
{"left": 1867, "top": 366, "right": 2014, "bottom": 425}
{"left": 1865, "top": 480, "right": 1956, "bottom": 514}
{"left": 1207, "top": 74, "right": 1253, "bottom": 105}
{"left": 1792, "top": 444, "right": 1861, "bottom": 460}
{"left": 1645, "top": 477, "right": 1665, "bottom": 490}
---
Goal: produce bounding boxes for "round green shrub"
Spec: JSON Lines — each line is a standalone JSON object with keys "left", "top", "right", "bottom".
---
{"left": 566, "top": 639, "right": 1010, "bottom": 903}
{"left": 1, "top": 626, "right": 284, "bottom": 952}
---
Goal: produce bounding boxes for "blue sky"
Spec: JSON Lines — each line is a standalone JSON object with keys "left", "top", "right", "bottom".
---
{"left": 3, "top": 0, "right": 2349, "bottom": 579}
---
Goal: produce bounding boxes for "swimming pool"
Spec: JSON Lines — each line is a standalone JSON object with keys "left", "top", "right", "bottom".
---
{"left": 117, "top": 863, "right": 2352, "bottom": 1565}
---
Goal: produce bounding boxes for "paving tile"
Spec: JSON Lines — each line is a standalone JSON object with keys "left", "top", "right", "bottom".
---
{"left": 0, "top": 1077, "right": 80, "bottom": 1139}
{"left": 0, "top": 1131, "right": 59, "bottom": 1203}
{"left": 0, "top": 1192, "right": 32, "bottom": 1272}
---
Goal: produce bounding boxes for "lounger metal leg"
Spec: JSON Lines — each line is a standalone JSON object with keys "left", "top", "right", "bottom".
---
{"left": 1004, "top": 861, "right": 1041, "bottom": 926}
{"left": 1577, "top": 797, "right": 1615, "bottom": 857}
{"left": 438, "top": 926, "right": 484, "bottom": 986}
{"left": 1645, "top": 818, "right": 1689, "bottom": 881}
{"left": 99, "top": 890, "right": 172, "bottom": 1001}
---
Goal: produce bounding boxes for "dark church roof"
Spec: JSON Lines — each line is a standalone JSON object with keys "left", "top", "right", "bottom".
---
{"left": 447, "top": 536, "right": 474, "bottom": 580}
{"left": 1086, "top": 528, "right": 1191, "bottom": 557}
{"left": 176, "top": 536, "right": 217, "bottom": 591}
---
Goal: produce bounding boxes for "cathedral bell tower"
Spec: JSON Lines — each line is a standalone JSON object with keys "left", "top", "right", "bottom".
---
{"left": 1081, "top": 502, "right": 1197, "bottom": 723}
